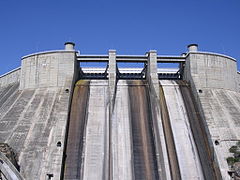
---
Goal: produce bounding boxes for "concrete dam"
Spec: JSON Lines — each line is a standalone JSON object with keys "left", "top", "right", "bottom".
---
{"left": 0, "top": 43, "right": 240, "bottom": 180}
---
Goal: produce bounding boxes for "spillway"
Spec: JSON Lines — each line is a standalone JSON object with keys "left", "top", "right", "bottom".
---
{"left": 62, "top": 79, "right": 217, "bottom": 180}
{"left": 64, "top": 80, "right": 159, "bottom": 180}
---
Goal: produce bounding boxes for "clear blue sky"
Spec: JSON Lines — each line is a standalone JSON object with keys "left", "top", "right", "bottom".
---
{"left": 0, "top": 0, "right": 240, "bottom": 75}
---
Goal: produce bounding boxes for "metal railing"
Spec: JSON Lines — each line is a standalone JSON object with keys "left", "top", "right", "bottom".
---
{"left": 77, "top": 54, "right": 185, "bottom": 80}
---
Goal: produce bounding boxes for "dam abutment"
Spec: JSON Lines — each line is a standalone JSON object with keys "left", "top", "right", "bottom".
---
{"left": 183, "top": 47, "right": 239, "bottom": 179}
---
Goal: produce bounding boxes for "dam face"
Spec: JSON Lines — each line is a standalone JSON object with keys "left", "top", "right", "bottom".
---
{"left": 0, "top": 43, "right": 240, "bottom": 180}
{"left": 63, "top": 79, "right": 210, "bottom": 180}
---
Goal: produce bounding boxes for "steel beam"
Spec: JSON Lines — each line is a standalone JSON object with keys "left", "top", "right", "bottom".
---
{"left": 77, "top": 55, "right": 185, "bottom": 63}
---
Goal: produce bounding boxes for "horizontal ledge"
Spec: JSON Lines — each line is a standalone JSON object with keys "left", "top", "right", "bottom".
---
{"left": 22, "top": 50, "right": 77, "bottom": 59}
{"left": 186, "top": 51, "right": 236, "bottom": 62}
{"left": 77, "top": 56, "right": 109, "bottom": 62}
{"left": 77, "top": 55, "right": 185, "bottom": 63}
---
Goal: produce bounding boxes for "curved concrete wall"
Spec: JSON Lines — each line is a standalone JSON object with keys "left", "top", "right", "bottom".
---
{"left": 184, "top": 52, "right": 237, "bottom": 92}
{"left": 20, "top": 50, "right": 77, "bottom": 90}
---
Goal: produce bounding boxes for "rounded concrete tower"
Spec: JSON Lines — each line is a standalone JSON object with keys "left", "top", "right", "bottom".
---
{"left": 184, "top": 44, "right": 237, "bottom": 91}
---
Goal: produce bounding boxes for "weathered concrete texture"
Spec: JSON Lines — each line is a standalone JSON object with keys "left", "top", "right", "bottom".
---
{"left": 178, "top": 82, "right": 220, "bottom": 180}
{"left": 147, "top": 50, "right": 172, "bottom": 180}
{"left": 65, "top": 80, "right": 167, "bottom": 180}
{"left": 128, "top": 80, "right": 159, "bottom": 180}
{"left": 147, "top": 50, "right": 159, "bottom": 98}
{"left": 159, "top": 82, "right": 181, "bottom": 180}
{"left": 82, "top": 80, "right": 109, "bottom": 180}
{"left": 63, "top": 80, "right": 111, "bottom": 180}
{"left": 199, "top": 88, "right": 240, "bottom": 179}
{"left": 148, "top": 72, "right": 171, "bottom": 180}
{"left": 20, "top": 51, "right": 76, "bottom": 90}
{"left": 237, "top": 72, "right": 240, "bottom": 93}
{"left": 184, "top": 53, "right": 237, "bottom": 91}
{"left": 111, "top": 80, "right": 133, "bottom": 180}
{"left": 64, "top": 80, "right": 90, "bottom": 180}
{"left": 161, "top": 80, "right": 204, "bottom": 179}
{"left": 0, "top": 68, "right": 20, "bottom": 88}
{"left": 184, "top": 52, "right": 240, "bottom": 179}
{"left": 108, "top": 49, "right": 116, "bottom": 106}
{"left": 0, "top": 83, "right": 72, "bottom": 180}
{"left": 0, "top": 83, "right": 19, "bottom": 110}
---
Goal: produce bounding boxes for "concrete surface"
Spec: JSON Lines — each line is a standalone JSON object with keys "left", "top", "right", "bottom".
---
{"left": 0, "top": 83, "right": 72, "bottom": 180}
{"left": 81, "top": 80, "right": 109, "bottom": 180}
{"left": 237, "top": 72, "right": 240, "bottom": 93}
{"left": 108, "top": 49, "right": 116, "bottom": 106}
{"left": 184, "top": 52, "right": 237, "bottom": 92}
{"left": 63, "top": 80, "right": 90, "bottom": 180}
{"left": 0, "top": 68, "right": 20, "bottom": 88}
{"left": 147, "top": 50, "right": 159, "bottom": 98}
{"left": 1, "top": 78, "right": 230, "bottom": 180}
{"left": 161, "top": 80, "right": 204, "bottom": 179}
{"left": 159, "top": 81, "right": 181, "bottom": 180}
{"left": 184, "top": 50, "right": 240, "bottom": 179}
{"left": 128, "top": 80, "right": 159, "bottom": 180}
{"left": 178, "top": 81, "right": 220, "bottom": 179}
{"left": 63, "top": 80, "right": 170, "bottom": 180}
{"left": 199, "top": 88, "right": 240, "bottom": 179}
{"left": 20, "top": 51, "right": 76, "bottom": 90}
{"left": 111, "top": 80, "right": 133, "bottom": 180}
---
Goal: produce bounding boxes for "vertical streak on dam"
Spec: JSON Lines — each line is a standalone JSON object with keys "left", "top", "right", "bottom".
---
{"left": 81, "top": 80, "right": 109, "bottom": 180}
{"left": 161, "top": 80, "right": 204, "bottom": 179}
{"left": 159, "top": 82, "right": 181, "bottom": 180}
{"left": 178, "top": 81, "right": 220, "bottom": 180}
{"left": 128, "top": 80, "right": 159, "bottom": 180}
{"left": 64, "top": 80, "right": 109, "bottom": 180}
{"left": 111, "top": 80, "right": 133, "bottom": 180}
{"left": 64, "top": 80, "right": 90, "bottom": 180}
{"left": 63, "top": 79, "right": 219, "bottom": 180}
